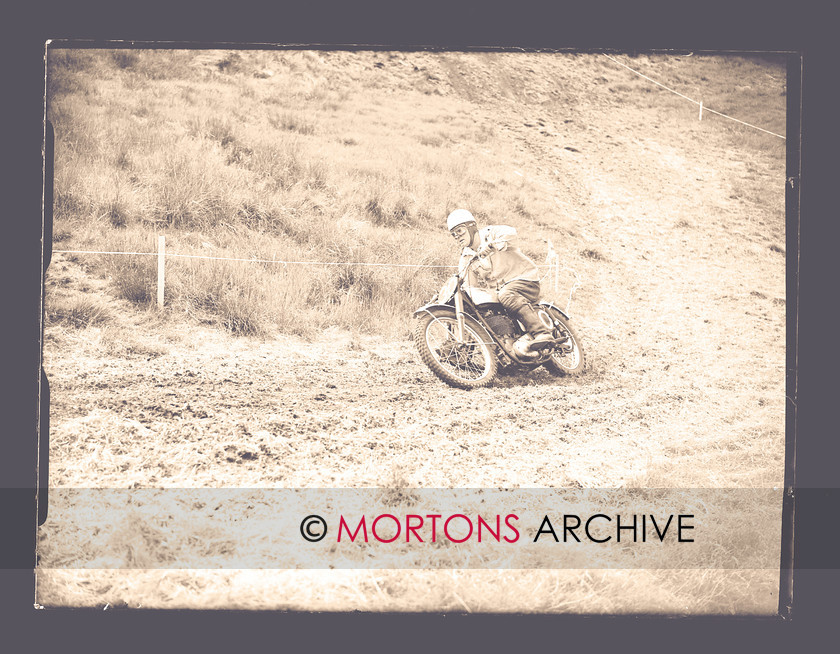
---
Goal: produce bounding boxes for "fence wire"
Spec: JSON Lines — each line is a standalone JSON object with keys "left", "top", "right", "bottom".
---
{"left": 52, "top": 247, "right": 580, "bottom": 310}
{"left": 601, "top": 53, "right": 786, "bottom": 140}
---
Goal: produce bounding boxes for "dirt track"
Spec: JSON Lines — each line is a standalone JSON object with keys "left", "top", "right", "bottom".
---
{"left": 46, "top": 88, "right": 786, "bottom": 491}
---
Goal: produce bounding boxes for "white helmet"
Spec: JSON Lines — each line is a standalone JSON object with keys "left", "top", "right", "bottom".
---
{"left": 446, "top": 209, "right": 476, "bottom": 231}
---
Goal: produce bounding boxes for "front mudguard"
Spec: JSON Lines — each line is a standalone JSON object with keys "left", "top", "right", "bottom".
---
{"left": 412, "top": 302, "right": 455, "bottom": 319}
{"left": 413, "top": 304, "right": 495, "bottom": 347}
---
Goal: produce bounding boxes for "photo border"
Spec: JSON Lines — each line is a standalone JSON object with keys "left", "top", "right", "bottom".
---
{"left": 5, "top": 1, "right": 836, "bottom": 650}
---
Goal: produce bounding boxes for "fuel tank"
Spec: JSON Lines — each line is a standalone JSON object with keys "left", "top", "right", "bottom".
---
{"left": 463, "top": 285, "right": 499, "bottom": 304}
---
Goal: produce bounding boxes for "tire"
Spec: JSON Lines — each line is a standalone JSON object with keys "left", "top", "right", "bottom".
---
{"left": 542, "top": 308, "right": 586, "bottom": 376}
{"left": 414, "top": 309, "right": 498, "bottom": 389}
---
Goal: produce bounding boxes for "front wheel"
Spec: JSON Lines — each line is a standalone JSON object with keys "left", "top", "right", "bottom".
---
{"left": 542, "top": 308, "right": 586, "bottom": 376}
{"left": 414, "top": 310, "right": 498, "bottom": 389}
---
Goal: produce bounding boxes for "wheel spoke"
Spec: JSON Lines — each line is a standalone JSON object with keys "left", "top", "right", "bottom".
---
{"left": 548, "top": 321, "right": 581, "bottom": 370}
{"left": 425, "top": 317, "right": 490, "bottom": 381}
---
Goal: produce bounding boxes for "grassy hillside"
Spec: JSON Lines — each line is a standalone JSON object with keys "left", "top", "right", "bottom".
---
{"left": 46, "top": 48, "right": 785, "bottom": 338}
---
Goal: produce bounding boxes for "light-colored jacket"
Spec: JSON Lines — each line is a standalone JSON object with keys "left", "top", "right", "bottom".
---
{"left": 458, "top": 225, "right": 540, "bottom": 288}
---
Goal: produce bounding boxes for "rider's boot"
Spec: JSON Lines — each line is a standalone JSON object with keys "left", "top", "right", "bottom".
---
{"left": 530, "top": 332, "right": 554, "bottom": 346}
{"left": 513, "top": 333, "right": 534, "bottom": 358}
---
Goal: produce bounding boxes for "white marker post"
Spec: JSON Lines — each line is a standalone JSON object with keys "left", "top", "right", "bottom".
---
{"left": 699, "top": 100, "right": 703, "bottom": 121}
{"left": 545, "top": 240, "right": 560, "bottom": 295}
{"left": 157, "top": 235, "right": 165, "bottom": 309}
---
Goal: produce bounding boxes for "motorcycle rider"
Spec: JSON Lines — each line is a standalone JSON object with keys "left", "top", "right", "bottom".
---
{"left": 446, "top": 209, "right": 553, "bottom": 355}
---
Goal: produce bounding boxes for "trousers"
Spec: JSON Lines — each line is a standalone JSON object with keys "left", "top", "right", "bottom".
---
{"left": 497, "top": 279, "right": 551, "bottom": 336}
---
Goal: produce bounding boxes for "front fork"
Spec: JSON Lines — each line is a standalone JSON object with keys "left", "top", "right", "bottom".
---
{"left": 454, "top": 291, "right": 466, "bottom": 342}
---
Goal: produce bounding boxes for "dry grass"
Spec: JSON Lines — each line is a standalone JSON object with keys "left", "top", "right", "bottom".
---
{"left": 46, "top": 294, "right": 113, "bottom": 328}
{"left": 46, "top": 49, "right": 582, "bottom": 337}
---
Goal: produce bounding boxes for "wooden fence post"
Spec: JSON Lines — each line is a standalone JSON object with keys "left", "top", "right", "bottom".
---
{"left": 157, "top": 235, "right": 165, "bottom": 309}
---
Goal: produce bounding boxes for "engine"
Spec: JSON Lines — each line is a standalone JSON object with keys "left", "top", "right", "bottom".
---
{"left": 477, "top": 307, "right": 533, "bottom": 364}
{"left": 478, "top": 307, "right": 520, "bottom": 356}
{"left": 482, "top": 311, "right": 518, "bottom": 337}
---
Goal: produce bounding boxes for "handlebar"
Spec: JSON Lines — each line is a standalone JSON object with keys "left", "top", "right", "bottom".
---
{"left": 458, "top": 254, "right": 480, "bottom": 281}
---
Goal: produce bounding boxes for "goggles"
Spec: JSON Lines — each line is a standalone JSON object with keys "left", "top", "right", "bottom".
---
{"left": 450, "top": 223, "right": 474, "bottom": 239}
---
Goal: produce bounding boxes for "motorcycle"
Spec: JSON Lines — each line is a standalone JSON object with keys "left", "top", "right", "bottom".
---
{"left": 413, "top": 255, "right": 586, "bottom": 389}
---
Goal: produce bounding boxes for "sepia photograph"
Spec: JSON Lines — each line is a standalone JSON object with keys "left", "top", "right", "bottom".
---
{"left": 37, "top": 46, "right": 790, "bottom": 614}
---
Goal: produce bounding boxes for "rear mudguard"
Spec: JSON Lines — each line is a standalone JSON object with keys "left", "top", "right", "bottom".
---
{"left": 538, "top": 301, "right": 571, "bottom": 321}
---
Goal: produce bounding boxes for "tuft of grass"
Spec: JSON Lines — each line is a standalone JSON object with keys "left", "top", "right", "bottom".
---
{"left": 168, "top": 259, "right": 277, "bottom": 337}
{"left": 581, "top": 248, "right": 606, "bottom": 260}
{"left": 144, "top": 152, "right": 229, "bottom": 229}
{"left": 113, "top": 148, "right": 132, "bottom": 171}
{"left": 96, "top": 232, "right": 158, "bottom": 305}
{"left": 110, "top": 50, "right": 140, "bottom": 70}
{"left": 53, "top": 228, "right": 73, "bottom": 243}
{"left": 512, "top": 197, "right": 533, "bottom": 219}
{"left": 245, "top": 139, "right": 328, "bottom": 192}
{"left": 418, "top": 134, "right": 443, "bottom": 148}
{"left": 216, "top": 52, "right": 245, "bottom": 74}
{"left": 101, "top": 198, "right": 129, "bottom": 229}
{"left": 104, "top": 254, "right": 156, "bottom": 304}
{"left": 47, "top": 295, "right": 113, "bottom": 328}
{"left": 364, "top": 194, "right": 416, "bottom": 228}
{"left": 188, "top": 116, "right": 238, "bottom": 147}
{"left": 331, "top": 265, "right": 381, "bottom": 303}
{"left": 269, "top": 111, "right": 316, "bottom": 135}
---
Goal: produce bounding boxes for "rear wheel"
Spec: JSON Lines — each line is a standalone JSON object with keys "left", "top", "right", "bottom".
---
{"left": 542, "top": 308, "right": 586, "bottom": 376}
{"left": 414, "top": 310, "right": 498, "bottom": 389}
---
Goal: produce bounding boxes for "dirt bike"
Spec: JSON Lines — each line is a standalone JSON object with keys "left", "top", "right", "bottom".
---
{"left": 413, "top": 255, "right": 586, "bottom": 389}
